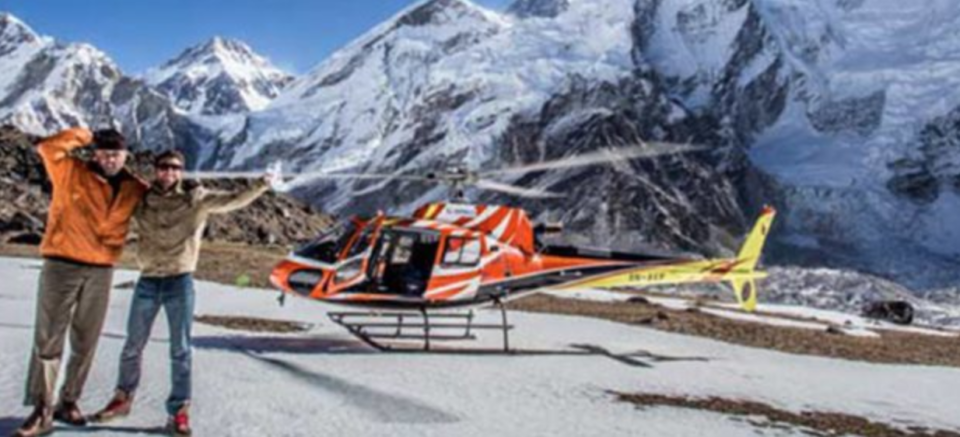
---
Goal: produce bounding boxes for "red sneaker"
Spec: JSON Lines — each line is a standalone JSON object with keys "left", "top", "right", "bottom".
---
{"left": 91, "top": 390, "right": 133, "bottom": 423}
{"left": 166, "top": 407, "right": 191, "bottom": 436}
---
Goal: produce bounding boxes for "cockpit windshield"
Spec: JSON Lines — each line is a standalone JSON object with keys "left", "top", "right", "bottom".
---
{"left": 346, "top": 222, "right": 376, "bottom": 258}
{"left": 294, "top": 219, "right": 361, "bottom": 264}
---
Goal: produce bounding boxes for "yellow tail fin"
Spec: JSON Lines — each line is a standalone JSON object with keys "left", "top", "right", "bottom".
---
{"left": 725, "top": 206, "right": 776, "bottom": 312}
{"left": 737, "top": 205, "right": 776, "bottom": 272}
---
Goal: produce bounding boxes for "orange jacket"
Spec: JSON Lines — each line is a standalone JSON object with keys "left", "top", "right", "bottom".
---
{"left": 38, "top": 128, "right": 148, "bottom": 266}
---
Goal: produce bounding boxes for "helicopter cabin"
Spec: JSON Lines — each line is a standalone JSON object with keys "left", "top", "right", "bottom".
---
{"left": 412, "top": 203, "right": 536, "bottom": 254}
{"left": 285, "top": 203, "right": 531, "bottom": 302}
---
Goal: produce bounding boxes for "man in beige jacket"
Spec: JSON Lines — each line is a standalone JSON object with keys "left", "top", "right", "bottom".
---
{"left": 90, "top": 150, "right": 272, "bottom": 436}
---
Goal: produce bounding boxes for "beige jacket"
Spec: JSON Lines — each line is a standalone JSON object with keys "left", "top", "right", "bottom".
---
{"left": 134, "top": 180, "right": 269, "bottom": 277}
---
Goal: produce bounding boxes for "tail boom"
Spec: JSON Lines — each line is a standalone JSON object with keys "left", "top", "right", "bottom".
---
{"left": 566, "top": 206, "right": 776, "bottom": 312}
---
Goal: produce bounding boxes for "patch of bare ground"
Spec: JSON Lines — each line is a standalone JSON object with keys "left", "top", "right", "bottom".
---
{"left": 189, "top": 242, "right": 287, "bottom": 288}
{"left": 510, "top": 295, "right": 960, "bottom": 367}
{"left": 0, "top": 242, "right": 286, "bottom": 289}
{"left": 194, "top": 315, "right": 312, "bottom": 333}
{"left": 615, "top": 392, "right": 960, "bottom": 437}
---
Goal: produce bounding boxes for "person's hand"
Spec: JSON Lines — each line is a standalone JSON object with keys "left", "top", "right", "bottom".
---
{"left": 262, "top": 171, "right": 280, "bottom": 187}
{"left": 263, "top": 161, "right": 287, "bottom": 192}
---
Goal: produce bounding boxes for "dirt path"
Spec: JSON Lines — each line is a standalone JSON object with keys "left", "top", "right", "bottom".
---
{"left": 616, "top": 392, "right": 960, "bottom": 437}
{"left": 0, "top": 242, "right": 285, "bottom": 288}
{"left": 510, "top": 294, "right": 960, "bottom": 367}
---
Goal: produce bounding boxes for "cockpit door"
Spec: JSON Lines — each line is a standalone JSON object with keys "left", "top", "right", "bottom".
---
{"left": 330, "top": 215, "right": 384, "bottom": 292}
{"left": 368, "top": 229, "right": 440, "bottom": 296}
{"left": 424, "top": 233, "right": 483, "bottom": 301}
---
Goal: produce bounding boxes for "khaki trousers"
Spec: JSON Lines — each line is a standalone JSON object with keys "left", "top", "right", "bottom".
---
{"left": 24, "top": 258, "right": 114, "bottom": 407}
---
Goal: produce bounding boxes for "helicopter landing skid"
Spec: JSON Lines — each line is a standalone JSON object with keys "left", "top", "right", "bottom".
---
{"left": 328, "top": 299, "right": 514, "bottom": 352}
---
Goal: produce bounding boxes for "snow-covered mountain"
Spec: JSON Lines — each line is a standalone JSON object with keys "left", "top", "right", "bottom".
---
{"left": 0, "top": 13, "right": 295, "bottom": 168}
{"left": 0, "top": 12, "right": 116, "bottom": 133}
{"left": 631, "top": 0, "right": 960, "bottom": 287}
{"left": 0, "top": 11, "right": 213, "bottom": 157}
{"left": 209, "top": 0, "right": 761, "bottom": 256}
{"left": 145, "top": 36, "right": 293, "bottom": 116}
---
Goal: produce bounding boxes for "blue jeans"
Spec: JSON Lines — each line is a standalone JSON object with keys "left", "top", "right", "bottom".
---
{"left": 116, "top": 274, "right": 195, "bottom": 415}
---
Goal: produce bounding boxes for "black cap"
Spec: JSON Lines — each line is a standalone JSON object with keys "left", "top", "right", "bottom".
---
{"left": 154, "top": 149, "right": 186, "bottom": 166}
{"left": 93, "top": 129, "right": 127, "bottom": 151}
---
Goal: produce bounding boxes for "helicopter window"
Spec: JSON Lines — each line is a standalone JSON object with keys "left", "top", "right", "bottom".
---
{"left": 462, "top": 240, "right": 481, "bottom": 264}
{"left": 391, "top": 235, "right": 415, "bottom": 264}
{"left": 335, "top": 258, "right": 363, "bottom": 283}
{"left": 442, "top": 237, "right": 481, "bottom": 266}
{"left": 443, "top": 238, "right": 464, "bottom": 264}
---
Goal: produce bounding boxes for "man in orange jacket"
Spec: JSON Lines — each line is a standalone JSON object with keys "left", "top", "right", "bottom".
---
{"left": 14, "top": 127, "right": 148, "bottom": 437}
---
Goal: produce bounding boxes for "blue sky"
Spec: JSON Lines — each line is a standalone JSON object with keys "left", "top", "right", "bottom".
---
{"left": 3, "top": 0, "right": 514, "bottom": 75}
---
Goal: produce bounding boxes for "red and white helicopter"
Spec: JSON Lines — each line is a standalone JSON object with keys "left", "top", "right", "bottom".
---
{"left": 208, "top": 143, "right": 777, "bottom": 351}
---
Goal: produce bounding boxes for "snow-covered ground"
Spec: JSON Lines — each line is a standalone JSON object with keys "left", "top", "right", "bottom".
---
{"left": 2, "top": 256, "right": 959, "bottom": 436}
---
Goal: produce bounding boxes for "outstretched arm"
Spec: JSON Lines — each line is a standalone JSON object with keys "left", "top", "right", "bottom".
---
{"left": 200, "top": 179, "right": 270, "bottom": 214}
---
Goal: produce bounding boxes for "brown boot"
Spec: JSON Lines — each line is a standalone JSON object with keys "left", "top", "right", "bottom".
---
{"left": 90, "top": 390, "right": 133, "bottom": 423}
{"left": 52, "top": 401, "right": 87, "bottom": 427}
{"left": 11, "top": 404, "right": 53, "bottom": 437}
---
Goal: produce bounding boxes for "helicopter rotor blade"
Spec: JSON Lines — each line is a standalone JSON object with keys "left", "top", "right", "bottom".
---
{"left": 184, "top": 171, "right": 264, "bottom": 180}
{"left": 185, "top": 170, "right": 430, "bottom": 183}
{"left": 289, "top": 171, "right": 429, "bottom": 182}
{"left": 479, "top": 142, "right": 704, "bottom": 178}
{"left": 182, "top": 141, "right": 702, "bottom": 197}
{"left": 475, "top": 179, "right": 563, "bottom": 199}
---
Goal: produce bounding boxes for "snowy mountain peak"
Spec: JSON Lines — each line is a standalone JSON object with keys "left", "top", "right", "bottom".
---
{"left": 395, "top": 0, "right": 497, "bottom": 27}
{"left": 164, "top": 36, "right": 262, "bottom": 71}
{"left": 145, "top": 36, "right": 294, "bottom": 115}
{"left": 0, "top": 12, "right": 45, "bottom": 56}
{"left": 0, "top": 12, "right": 35, "bottom": 39}
{"left": 271, "top": 0, "right": 504, "bottom": 110}
{"left": 506, "top": 0, "right": 569, "bottom": 18}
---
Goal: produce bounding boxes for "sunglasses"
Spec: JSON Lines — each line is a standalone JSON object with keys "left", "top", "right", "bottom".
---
{"left": 156, "top": 163, "right": 184, "bottom": 171}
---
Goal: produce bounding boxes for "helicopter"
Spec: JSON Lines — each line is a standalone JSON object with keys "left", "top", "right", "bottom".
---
{"left": 197, "top": 143, "right": 777, "bottom": 351}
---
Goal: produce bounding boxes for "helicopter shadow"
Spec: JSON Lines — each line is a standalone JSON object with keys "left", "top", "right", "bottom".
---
{"left": 66, "top": 424, "right": 168, "bottom": 435}
{"left": 192, "top": 333, "right": 710, "bottom": 368}
{"left": 240, "top": 351, "right": 460, "bottom": 424}
{"left": 570, "top": 344, "right": 711, "bottom": 366}
{"left": 193, "top": 334, "right": 377, "bottom": 355}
